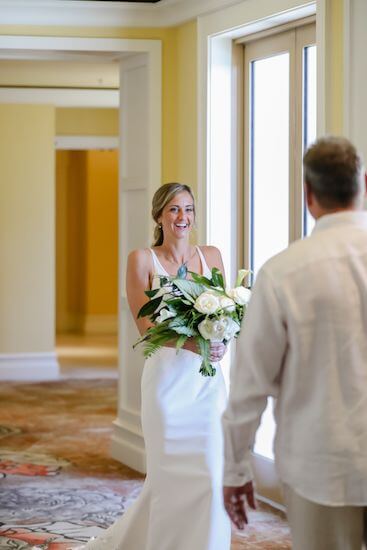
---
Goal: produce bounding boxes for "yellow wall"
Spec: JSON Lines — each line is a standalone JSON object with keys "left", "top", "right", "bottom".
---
{"left": 325, "top": 0, "right": 344, "bottom": 134}
{"left": 0, "top": 104, "right": 55, "bottom": 353}
{"left": 0, "top": 23, "right": 198, "bottom": 346}
{"left": 0, "top": 21, "right": 198, "bottom": 191}
{"left": 176, "top": 20, "right": 198, "bottom": 195}
{"left": 85, "top": 150, "right": 118, "bottom": 317}
{"left": 56, "top": 108, "right": 119, "bottom": 136}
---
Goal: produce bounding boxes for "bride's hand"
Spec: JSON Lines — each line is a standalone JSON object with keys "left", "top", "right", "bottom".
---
{"left": 209, "top": 342, "right": 227, "bottom": 363}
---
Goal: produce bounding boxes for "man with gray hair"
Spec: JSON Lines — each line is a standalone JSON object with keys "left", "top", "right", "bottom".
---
{"left": 222, "top": 136, "right": 367, "bottom": 549}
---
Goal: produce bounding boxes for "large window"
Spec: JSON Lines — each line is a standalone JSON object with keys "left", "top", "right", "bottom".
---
{"left": 242, "top": 22, "right": 316, "bottom": 466}
{"left": 244, "top": 23, "right": 316, "bottom": 282}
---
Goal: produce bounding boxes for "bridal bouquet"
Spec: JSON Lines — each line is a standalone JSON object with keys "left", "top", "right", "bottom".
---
{"left": 134, "top": 267, "right": 251, "bottom": 377}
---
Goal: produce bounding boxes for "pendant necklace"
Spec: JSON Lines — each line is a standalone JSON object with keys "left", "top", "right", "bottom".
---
{"left": 176, "top": 262, "right": 188, "bottom": 279}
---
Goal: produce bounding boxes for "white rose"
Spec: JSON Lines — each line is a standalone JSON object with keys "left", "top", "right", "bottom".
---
{"left": 222, "top": 316, "right": 240, "bottom": 340}
{"left": 219, "top": 296, "right": 236, "bottom": 312}
{"left": 198, "top": 318, "right": 222, "bottom": 341}
{"left": 227, "top": 286, "right": 251, "bottom": 306}
{"left": 198, "top": 316, "right": 240, "bottom": 342}
{"left": 194, "top": 292, "right": 221, "bottom": 315}
{"left": 156, "top": 308, "right": 176, "bottom": 324}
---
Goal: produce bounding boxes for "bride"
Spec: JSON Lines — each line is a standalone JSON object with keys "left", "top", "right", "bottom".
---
{"left": 83, "top": 182, "right": 231, "bottom": 550}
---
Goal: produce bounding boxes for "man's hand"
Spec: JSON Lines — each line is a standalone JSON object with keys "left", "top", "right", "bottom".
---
{"left": 223, "top": 481, "right": 256, "bottom": 529}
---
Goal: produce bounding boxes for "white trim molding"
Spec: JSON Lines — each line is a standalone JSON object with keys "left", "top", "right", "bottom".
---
{"left": 84, "top": 315, "right": 118, "bottom": 335}
{"left": 197, "top": 0, "right": 316, "bottom": 253}
{"left": 55, "top": 136, "right": 119, "bottom": 150}
{"left": 343, "top": 0, "right": 351, "bottom": 138}
{"left": 111, "top": 413, "right": 146, "bottom": 474}
{"left": 0, "top": 0, "right": 245, "bottom": 28}
{"left": 0, "top": 88, "right": 118, "bottom": 108}
{"left": 0, "top": 352, "right": 60, "bottom": 381}
{"left": 316, "top": 0, "right": 326, "bottom": 136}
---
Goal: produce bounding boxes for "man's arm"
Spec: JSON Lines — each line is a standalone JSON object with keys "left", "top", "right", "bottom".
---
{"left": 222, "top": 267, "right": 287, "bottom": 528}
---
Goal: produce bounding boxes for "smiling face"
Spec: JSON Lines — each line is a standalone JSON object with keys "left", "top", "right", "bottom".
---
{"left": 158, "top": 191, "right": 195, "bottom": 241}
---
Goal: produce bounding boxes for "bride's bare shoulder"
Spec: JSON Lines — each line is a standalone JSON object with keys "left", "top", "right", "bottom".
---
{"left": 127, "top": 248, "right": 152, "bottom": 269}
{"left": 199, "top": 245, "right": 222, "bottom": 261}
{"left": 199, "top": 245, "right": 224, "bottom": 273}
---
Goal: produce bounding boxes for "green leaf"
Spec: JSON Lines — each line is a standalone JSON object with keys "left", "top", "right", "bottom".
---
{"left": 195, "top": 337, "right": 216, "bottom": 376}
{"left": 132, "top": 333, "right": 148, "bottom": 349}
{"left": 164, "top": 298, "right": 192, "bottom": 311}
{"left": 143, "top": 340, "right": 163, "bottom": 358}
{"left": 168, "top": 317, "right": 196, "bottom": 336}
{"left": 172, "top": 325, "right": 197, "bottom": 336}
{"left": 144, "top": 288, "right": 160, "bottom": 298}
{"left": 137, "top": 296, "right": 162, "bottom": 318}
{"left": 172, "top": 279, "right": 205, "bottom": 303}
{"left": 211, "top": 268, "right": 224, "bottom": 289}
{"left": 141, "top": 330, "right": 177, "bottom": 358}
{"left": 175, "top": 334, "right": 188, "bottom": 353}
{"left": 188, "top": 271, "right": 213, "bottom": 287}
{"left": 199, "top": 362, "right": 217, "bottom": 377}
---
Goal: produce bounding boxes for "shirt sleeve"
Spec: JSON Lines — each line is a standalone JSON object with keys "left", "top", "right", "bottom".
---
{"left": 222, "top": 267, "right": 287, "bottom": 487}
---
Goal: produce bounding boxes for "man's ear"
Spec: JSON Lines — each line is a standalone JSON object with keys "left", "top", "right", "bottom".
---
{"left": 304, "top": 181, "right": 313, "bottom": 208}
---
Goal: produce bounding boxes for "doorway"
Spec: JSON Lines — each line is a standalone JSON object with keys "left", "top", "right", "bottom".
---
{"left": 55, "top": 145, "right": 119, "bottom": 378}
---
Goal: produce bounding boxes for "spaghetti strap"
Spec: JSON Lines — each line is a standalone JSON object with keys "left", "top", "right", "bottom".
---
{"left": 149, "top": 248, "right": 169, "bottom": 277}
{"left": 195, "top": 246, "right": 212, "bottom": 278}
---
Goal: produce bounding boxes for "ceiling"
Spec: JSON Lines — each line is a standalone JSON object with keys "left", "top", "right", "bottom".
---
{"left": 0, "top": 0, "right": 243, "bottom": 28}
{"left": 63, "top": 0, "right": 161, "bottom": 2}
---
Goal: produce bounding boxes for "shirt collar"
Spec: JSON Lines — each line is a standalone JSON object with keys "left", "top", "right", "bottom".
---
{"left": 312, "top": 210, "right": 367, "bottom": 234}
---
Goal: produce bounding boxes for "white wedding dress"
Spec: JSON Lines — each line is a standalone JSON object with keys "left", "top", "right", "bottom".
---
{"left": 83, "top": 246, "right": 231, "bottom": 550}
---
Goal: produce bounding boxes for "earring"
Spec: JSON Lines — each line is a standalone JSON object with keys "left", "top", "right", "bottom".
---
{"left": 158, "top": 223, "right": 162, "bottom": 229}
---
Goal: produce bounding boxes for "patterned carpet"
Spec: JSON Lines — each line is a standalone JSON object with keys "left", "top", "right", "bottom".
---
{"left": 0, "top": 379, "right": 291, "bottom": 549}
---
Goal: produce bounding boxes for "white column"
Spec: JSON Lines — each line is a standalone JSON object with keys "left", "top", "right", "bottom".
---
{"left": 111, "top": 48, "right": 162, "bottom": 474}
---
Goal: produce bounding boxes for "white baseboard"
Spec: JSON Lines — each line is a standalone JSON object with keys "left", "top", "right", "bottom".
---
{"left": 84, "top": 315, "right": 117, "bottom": 335}
{"left": 0, "top": 352, "right": 60, "bottom": 381}
{"left": 110, "top": 416, "right": 146, "bottom": 474}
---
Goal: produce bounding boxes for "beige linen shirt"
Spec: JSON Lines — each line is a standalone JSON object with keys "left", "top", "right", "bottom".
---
{"left": 223, "top": 211, "right": 367, "bottom": 505}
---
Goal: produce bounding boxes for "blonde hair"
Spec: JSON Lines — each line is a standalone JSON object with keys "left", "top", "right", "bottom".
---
{"left": 151, "top": 182, "right": 195, "bottom": 246}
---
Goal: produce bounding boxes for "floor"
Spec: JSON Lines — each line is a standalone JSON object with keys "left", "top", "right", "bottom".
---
{"left": 57, "top": 333, "right": 118, "bottom": 379}
{"left": 0, "top": 333, "right": 291, "bottom": 549}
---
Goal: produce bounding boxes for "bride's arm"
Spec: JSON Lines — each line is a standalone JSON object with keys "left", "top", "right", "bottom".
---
{"left": 126, "top": 249, "right": 154, "bottom": 337}
{"left": 126, "top": 249, "right": 199, "bottom": 352}
{"left": 126, "top": 247, "right": 224, "bottom": 360}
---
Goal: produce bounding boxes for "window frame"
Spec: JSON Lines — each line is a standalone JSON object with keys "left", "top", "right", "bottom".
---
{"left": 242, "top": 23, "right": 316, "bottom": 279}
{"left": 240, "top": 21, "right": 316, "bottom": 506}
